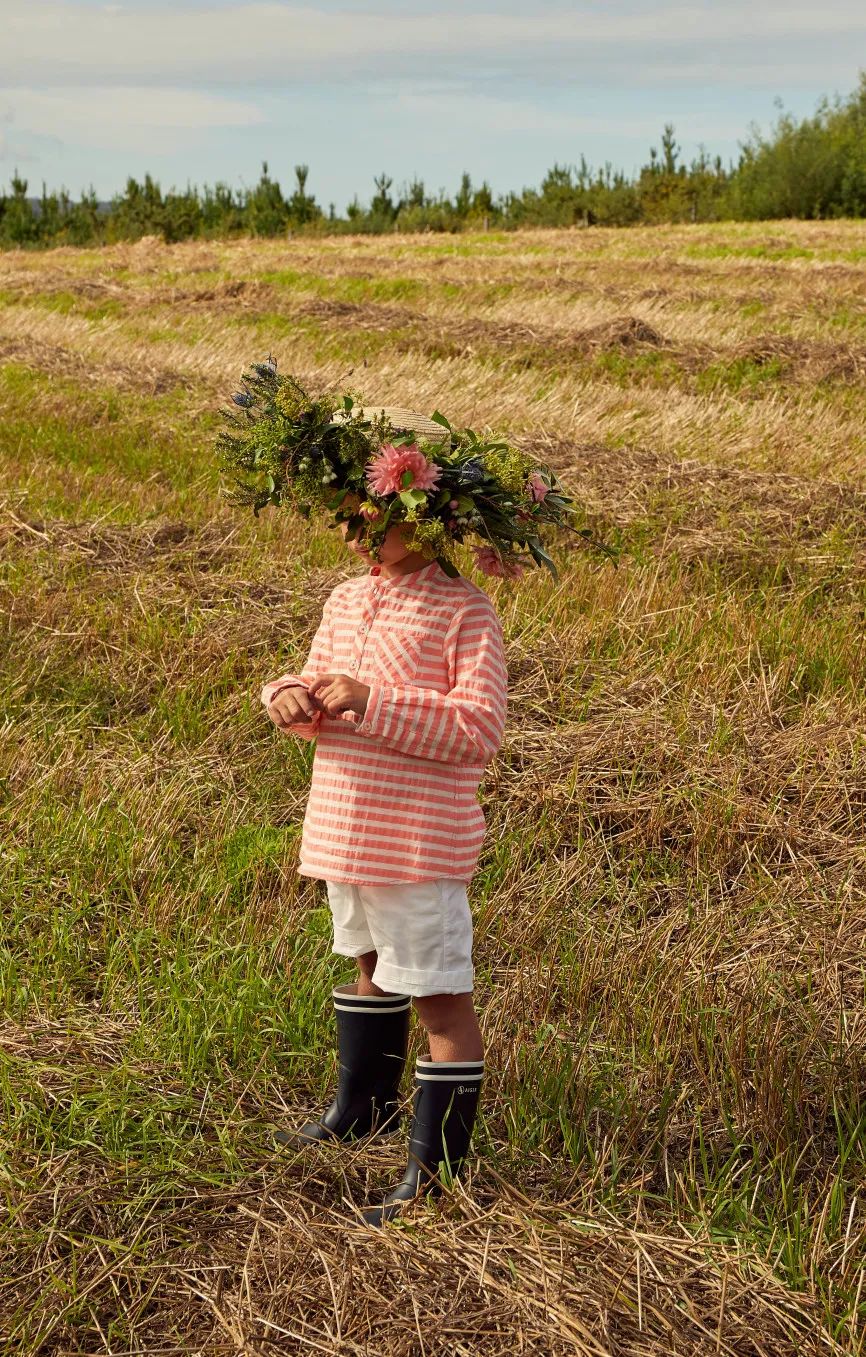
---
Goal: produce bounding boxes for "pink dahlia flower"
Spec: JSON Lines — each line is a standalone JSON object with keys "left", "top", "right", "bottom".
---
{"left": 528, "top": 472, "right": 549, "bottom": 503}
{"left": 366, "top": 443, "right": 442, "bottom": 497}
{"left": 474, "top": 546, "right": 524, "bottom": 580}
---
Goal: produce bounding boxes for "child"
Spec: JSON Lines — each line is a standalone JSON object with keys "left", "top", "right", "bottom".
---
{"left": 261, "top": 410, "right": 508, "bottom": 1226}
{"left": 215, "top": 369, "right": 575, "bottom": 1224}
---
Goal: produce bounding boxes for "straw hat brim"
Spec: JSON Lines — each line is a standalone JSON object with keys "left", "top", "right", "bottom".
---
{"left": 334, "top": 404, "right": 452, "bottom": 447}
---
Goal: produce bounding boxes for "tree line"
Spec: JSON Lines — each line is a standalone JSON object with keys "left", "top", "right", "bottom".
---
{"left": 2, "top": 78, "right": 865, "bottom": 247}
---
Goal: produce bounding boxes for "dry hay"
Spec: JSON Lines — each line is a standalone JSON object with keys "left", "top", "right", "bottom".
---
{"left": 0, "top": 334, "right": 195, "bottom": 397}
{"left": 149, "top": 277, "right": 274, "bottom": 311}
{"left": 577, "top": 315, "right": 669, "bottom": 350}
{"left": 386, "top": 310, "right": 672, "bottom": 363}
{"left": 0, "top": 1013, "right": 134, "bottom": 1070}
{"left": 0, "top": 1105, "right": 839, "bottom": 1356}
{"left": 289, "top": 299, "right": 864, "bottom": 387}
{"left": 0, "top": 264, "right": 272, "bottom": 314}
{"left": 296, "top": 297, "right": 418, "bottom": 331}
{"left": 0, "top": 506, "right": 348, "bottom": 619}
{"left": 0, "top": 509, "right": 245, "bottom": 572}
{"left": 727, "top": 335, "right": 866, "bottom": 385}
{"left": 528, "top": 436, "right": 866, "bottom": 569}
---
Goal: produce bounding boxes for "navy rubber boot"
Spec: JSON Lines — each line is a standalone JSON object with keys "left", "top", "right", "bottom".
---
{"left": 362, "top": 1056, "right": 484, "bottom": 1225}
{"left": 276, "top": 985, "right": 410, "bottom": 1148}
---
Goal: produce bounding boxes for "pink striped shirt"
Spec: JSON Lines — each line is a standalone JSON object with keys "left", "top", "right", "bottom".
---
{"left": 260, "top": 559, "right": 508, "bottom": 884}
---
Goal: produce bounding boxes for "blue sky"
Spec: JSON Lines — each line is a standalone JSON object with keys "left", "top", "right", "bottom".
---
{"left": 2, "top": 1, "right": 865, "bottom": 210}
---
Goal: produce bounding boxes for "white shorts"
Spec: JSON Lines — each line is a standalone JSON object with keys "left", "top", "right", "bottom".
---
{"left": 324, "top": 878, "right": 474, "bottom": 997}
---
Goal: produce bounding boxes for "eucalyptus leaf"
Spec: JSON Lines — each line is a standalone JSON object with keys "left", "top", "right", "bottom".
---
{"left": 436, "top": 554, "right": 460, "bottom": 578}
{"left": 529, "top": 538, "right": 559, "bottom": 580}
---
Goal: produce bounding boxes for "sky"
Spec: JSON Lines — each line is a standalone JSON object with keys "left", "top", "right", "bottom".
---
{"left": 2, "top": 1, "right": 865, "bottom": 211}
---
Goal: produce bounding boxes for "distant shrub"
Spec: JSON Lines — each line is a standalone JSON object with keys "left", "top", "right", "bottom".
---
{"left": 729, "top": 76, "right": 866, "bottom": 220}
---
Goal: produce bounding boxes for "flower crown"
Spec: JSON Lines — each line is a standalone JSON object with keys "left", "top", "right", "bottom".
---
{"left": 216, "top": 358, "right": 600, "bottom": 580}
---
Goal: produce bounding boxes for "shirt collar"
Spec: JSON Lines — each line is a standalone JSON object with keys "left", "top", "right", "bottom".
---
{"left": 369, "top": 559, "right": 443, "bottom": 590}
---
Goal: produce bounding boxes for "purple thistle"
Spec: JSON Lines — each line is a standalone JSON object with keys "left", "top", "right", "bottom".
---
{"left": 459, "top": 458, "right": 485, "bottom": 483}
{"left": 232, "top": 392, "right": 254, "bottom": 408}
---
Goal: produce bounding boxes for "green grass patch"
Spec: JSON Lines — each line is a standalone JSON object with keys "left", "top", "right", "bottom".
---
{"left": 591, "top": 348, "right": 685, "bottom": 387}
{"left": 686, "top": 242, "right": 815, "bottom": 262}
{"left": 260, "top": 267, "right": 432, "bottom": 305}
{"left": 696, "top": 354, "right": 788, "bottom": 393}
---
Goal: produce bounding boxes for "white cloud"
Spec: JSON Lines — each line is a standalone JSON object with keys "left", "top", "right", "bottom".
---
{"left": 392, "top": 89, "right": 739, "bottom": 142}
{"left": 5, "top": 87, "right": 266, "bottom": 154}
{"left": 0, "top": 102, "right": 63, "bottom": 163}
{"left": 0, "top": 129, "right": 34, "bottom": 162}
{"left": 3, "top": 1, "right": 865, "bottom": 90}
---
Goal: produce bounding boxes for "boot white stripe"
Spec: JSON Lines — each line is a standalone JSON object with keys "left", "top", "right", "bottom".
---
{"left": 333, "top": 993, "right": 412, "bottom": 1004}
{"left": 334, "top": 1002, "right": 410, "bottom": 1015}
{"left": 416, "top": 1058, "right": 483, "bottom": 1068}
{"left": 416, "top": 1072, "right": 485, "bottom": 1082}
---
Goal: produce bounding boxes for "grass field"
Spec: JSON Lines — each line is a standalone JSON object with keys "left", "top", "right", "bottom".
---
{"left": 1, "top": 220, "right": 865, "bottom": 1355}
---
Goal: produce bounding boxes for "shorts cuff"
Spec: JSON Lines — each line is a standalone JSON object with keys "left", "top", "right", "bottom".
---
{"left": 332, "top": 927, "right": 375, "bottom": 958}
{"left": 372, "top": 960, "right": 475, "bottom": 998}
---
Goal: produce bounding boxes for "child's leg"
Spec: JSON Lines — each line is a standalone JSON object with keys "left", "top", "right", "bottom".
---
{"left": 352, "top": 882, "right": 485, "bottom": 1223}
{"left": 356, "top": 949, "right": 389, "bottom": 998}
{"left": 413, "top": 992, "right": 483, "bottom": 1063}
{"left": 361, "top": 1002, "right": 485, "bottom": 1224}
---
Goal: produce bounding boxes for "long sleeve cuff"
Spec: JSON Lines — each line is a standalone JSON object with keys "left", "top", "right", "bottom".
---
{"left": 353, "top": 684, "right": 385, "bottom": 737}
{"left": 260, "top": 675, "right": 307, "bottom": 707}
{"left": 261, "top": 675, "right": 321, "bottom": 740}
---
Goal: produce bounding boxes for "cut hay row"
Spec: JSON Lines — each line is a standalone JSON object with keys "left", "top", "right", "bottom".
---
{"left": 3, "top": 299, "right": 866, "bottom": 485}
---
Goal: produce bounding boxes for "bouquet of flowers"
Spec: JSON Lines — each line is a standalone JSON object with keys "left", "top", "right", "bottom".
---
{"left": 215, "top": 358, "right": 604, "bottom": 580}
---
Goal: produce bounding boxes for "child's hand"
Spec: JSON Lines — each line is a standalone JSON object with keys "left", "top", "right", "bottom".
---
{"left": 267, "top": 685, "right": 319, "bottom": 730}
{"left": 307, "top": 673, "right": 370, "bottom": 718}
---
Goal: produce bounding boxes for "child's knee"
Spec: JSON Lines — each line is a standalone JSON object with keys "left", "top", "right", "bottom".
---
{"left": 414, "top": 993, "right": 473, "bottom": 1037}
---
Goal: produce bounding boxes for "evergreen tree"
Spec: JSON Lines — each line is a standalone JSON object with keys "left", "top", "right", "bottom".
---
{"left": 369, "top": 173, "right": 396, "bottom": 227}
{"left": 64, "top": 188, "right": 103, "bottom": 246}
{"left": 0, "top": 172, "right": 39, "bottom": 246}
{"left": 247, "top": 162, "right": 288, "bottom": 236}
{"left": 288, "top": 164, "right": 320, "bottom": 226}
{"left": 109, "top": 174, "right": 166, "bottom": 241}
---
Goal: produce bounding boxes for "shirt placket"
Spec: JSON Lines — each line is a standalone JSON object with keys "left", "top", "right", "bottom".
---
{"left": 349, "top": 578, "right": 384, "bottom": 678}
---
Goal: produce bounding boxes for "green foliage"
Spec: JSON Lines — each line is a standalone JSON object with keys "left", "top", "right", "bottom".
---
{"left": 730, "top": 76, "right": 866, "bottom": 219}
{"left": 0, "top": 173, "right": 41, "bottom": 246}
